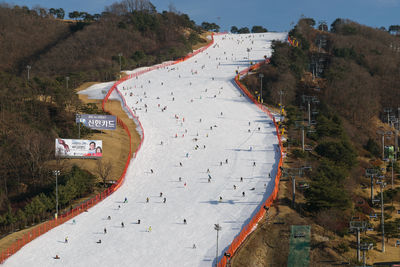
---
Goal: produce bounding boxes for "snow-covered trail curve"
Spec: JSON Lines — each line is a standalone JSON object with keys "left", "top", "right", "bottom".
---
{"left": 4, "top": 32, "right": 287, "bottom": 267}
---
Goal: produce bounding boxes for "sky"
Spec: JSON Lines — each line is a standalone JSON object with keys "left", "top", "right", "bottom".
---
{"left": 2, "top": 0, "right": 400, "bottom": 32}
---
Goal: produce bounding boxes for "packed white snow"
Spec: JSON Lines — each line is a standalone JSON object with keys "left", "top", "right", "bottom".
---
{"left": 4, "top": 32, "right": 287, "bottom": 267}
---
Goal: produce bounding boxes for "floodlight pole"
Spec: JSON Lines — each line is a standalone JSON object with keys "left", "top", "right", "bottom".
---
{"left": 53, "top": 170, "right": 60, "bottom": 219}
{"left": 66, "top": 76, "right": 70, "bottom": 89}
{"left": 247, "top": 48, "right": 250, "bottom": 68}
{"left": 214, "top": 224, "right": 222, "bottom": 267}
{"left": 26, "top": 65, "right": 31, "bottom": 80}
{"left": 259, "top": 73, "right": 264, "bottom": 103}
{"left": 118, "top": 53, "right": 123, "bottom": 72}
{"left": 76, "top": 114, "right": 81, "bottom": 139}
{"left": 278, "top": 90, "right": 284, "bottom": 115}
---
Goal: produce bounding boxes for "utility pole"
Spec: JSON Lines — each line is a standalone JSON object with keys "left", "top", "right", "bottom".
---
{"left": 376, "top": 178, "right": 386, "bottom": 252}
{"left": 53, "top": 170, "right": 60, "bottom": 219}
{"left": 214, "top": 224, "right": 222, "bottom": 267}
{"left": 26, "top": 65, "right": 31, "bottom": 80}
{"left": 349, "top": 221, "right": 367, "bottom": 262}
{"left": 259, "top": 73, "right": 264, "bottom": 103}
{"left": 66, "top": 76, "right": 70, "bottom": 89}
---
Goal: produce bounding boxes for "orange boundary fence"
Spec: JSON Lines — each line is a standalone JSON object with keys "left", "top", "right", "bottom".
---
{"left": 0, "top": 32, "right": 218, "bottom": 264}
{"left": 217, "top": 58, "right": 284, "bottom": 267}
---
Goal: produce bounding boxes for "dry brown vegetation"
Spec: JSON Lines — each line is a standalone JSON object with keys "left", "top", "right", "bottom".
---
{"left": 0, "top": 1, "right": 206, "bottom": 236}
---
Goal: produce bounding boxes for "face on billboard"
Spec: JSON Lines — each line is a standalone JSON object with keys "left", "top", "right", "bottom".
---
{"left": 89, "top": 142, "right": 96, "bottom": 151}
{"left": 55, "top": 139, "right": 102, "bottom": 158}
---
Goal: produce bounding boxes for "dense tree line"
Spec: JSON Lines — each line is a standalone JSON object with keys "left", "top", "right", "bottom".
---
{"left": 0, "top": 166, "right": 95, "bottom": 233}
{"left": 243, "top": 17, "right": 400, "bottom": 235}
{"left": 230, "top": 25, "right": 268, "bottom": 34}
{"left": 0, "top": 1, "right": 205, "bottom": 229}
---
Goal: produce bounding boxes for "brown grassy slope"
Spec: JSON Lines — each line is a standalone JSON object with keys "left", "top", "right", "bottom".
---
{"left": 0, "top": 82, "right": 141, "bottom": 251}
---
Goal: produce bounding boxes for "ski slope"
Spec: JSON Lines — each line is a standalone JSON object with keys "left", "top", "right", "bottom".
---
{"left": 4, "top": 32, "right": 287, "bottom": 267}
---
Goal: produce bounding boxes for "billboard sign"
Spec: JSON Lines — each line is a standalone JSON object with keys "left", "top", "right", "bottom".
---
{"left": 55, "top": 139, "right": 103, "bottom": 158}
{"left": 76, "top": 114, "right": 116, "bottom": 130}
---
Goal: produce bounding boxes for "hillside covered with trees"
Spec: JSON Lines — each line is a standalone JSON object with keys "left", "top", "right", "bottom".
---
{"left": 240, "top": 18, "right": 400, "bottom": 264}
{"left": 0, "top": 0, "right": 207, "bottom": 234}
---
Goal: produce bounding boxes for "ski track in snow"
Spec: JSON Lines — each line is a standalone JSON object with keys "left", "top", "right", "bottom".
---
{"left": 4, "top": 32, "right": 287, "bottom": 267}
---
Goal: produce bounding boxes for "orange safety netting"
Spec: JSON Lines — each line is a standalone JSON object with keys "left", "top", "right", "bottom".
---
{"left": 0, "top": 34, "right": 217, "bottom": 264}
{"left": 217, "top": 58, "right": 283, "bottom": 267}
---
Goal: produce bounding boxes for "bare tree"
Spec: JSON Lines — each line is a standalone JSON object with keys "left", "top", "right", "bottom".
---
{"left": 123, "top": 0, "right": 153, "bottom": 12}
{"left": 23, "top": 130, "right": 53, "bottom": 187}
{"left": 96, "top": 159, "right": 113, "bottom": 187}
{"left": 168, "top": 3, "right": 179, "bottom": 14}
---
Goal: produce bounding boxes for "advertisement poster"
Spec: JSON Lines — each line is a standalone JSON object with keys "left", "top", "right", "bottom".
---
{"left": 55, "top": 139, "right": 103, "bottom": 158}
{"left": 76, "top": 114, "right": 116, "bottom": 130}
